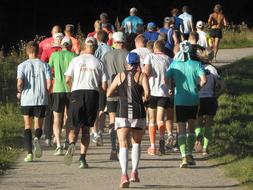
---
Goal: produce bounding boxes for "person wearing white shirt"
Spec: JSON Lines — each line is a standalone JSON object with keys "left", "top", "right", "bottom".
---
{"left": 179, "top": 6, "right": 194, "bottom": 40}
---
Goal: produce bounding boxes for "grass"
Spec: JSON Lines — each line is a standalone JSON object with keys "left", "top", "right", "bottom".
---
{"left": 0, "top": 103, "right": 23, "bottom": 174}
{"left": 220, "top": 28, "right": 253, "bottom": 49}
{"left": 210, "top": 56, "right": 253, "bottom": 189}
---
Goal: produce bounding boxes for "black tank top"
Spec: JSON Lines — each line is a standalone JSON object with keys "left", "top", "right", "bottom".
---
{"left": 116, "top": 70, "right": 146, "bottom": 119}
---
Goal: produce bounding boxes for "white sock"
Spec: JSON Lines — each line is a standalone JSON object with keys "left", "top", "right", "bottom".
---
{"left": 150, "top": 143, "right": 155, "bottom": 148}
{"left": 131, "top": 143, "right": 140, "bottom": 172}
{"left": 119, "top": 147, "right": 128, "bottom": 175}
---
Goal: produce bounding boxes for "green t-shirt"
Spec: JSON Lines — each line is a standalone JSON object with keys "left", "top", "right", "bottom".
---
{"left": 166, "top": 59, "right": 205, "bottom": 106}
{"left": 49, "top": 50, "right": 76, "bottom": 93}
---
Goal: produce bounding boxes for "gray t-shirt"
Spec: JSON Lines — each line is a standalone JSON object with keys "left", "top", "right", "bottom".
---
{"left": 17, "top": 58, "right": 51, "bottom": 106}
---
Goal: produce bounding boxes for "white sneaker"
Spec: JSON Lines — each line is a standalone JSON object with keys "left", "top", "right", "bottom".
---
{"left": 33, "top": 137, "right": 42, "bottom": 158}
{"left": 54, "top": 146, "right": 63, "bottom": 156}
{"left": 64, "top": 144, "right": 75, "bottom": 166}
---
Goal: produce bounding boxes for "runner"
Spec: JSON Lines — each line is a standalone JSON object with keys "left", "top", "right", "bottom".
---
{"left": 39, "top": 25, "right": 62, "bottom": 58}
{"left": 166, "top": 41, "right": 206, "bottom": 168}
{"left": 107, "top": 52, "right": 149, "bottom": 188}
{"left": 49, "top": 37, "right": 76, "bottom": 155}
{"left": 143, "top": 22, "right": 159, "bottom": 42}
{"left": 179, "top": 6, "right": 194, "bottom": 40}
{"left": 102, "top": 32, "right": 129, "bottom": 160}
{"left": 64, "top": 37, "right": 108, "bottom": 169}
{"left": 196, "top": 21, "right": 210, "bottom": 48}
{"left": 64, "top": 24, "right": 81, "bottom": 55}
{"left": 194, "top": 49, "right": 225, "bottom": 155}
{"left": 131, "top": 34, "right": 151, "bottom": 71}
{"left": 91, "top": 30, "right": 113, "bottom": 146}
{"left": 17, "top": 41, "right": 51, "bottom": 162}
{"left": 87, "top": 20, "right": 102, "bottom": 39}
{"left": 121, "top": 7, "right": 143, "bottom": 35}
{"left": 208, "top": 4, "right": 228, "bottom": 61}
{"left": 171, "top": 8, "right": 184, "bottom": 33}
{"left": 143, "top": 40, "right": 172, "bottom": 156}
{"left": 100, "top": 12, "right": 115, "bottom": 32}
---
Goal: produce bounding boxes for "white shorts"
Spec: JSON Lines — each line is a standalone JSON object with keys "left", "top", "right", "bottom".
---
{"left": 115, "top": 117, "right": 146, "bottom": 130}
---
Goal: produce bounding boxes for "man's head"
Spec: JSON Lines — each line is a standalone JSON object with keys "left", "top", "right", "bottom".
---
{"left": 97, "top": 30, "right": 108, "bottom": 43}
{"left": 196, "top": 21, "right": 204, "bottom": 30}
{"left": 126, "top": 52, "right": 140, "bottom": 69}
{"left": 135, "top": 34, "right": 146, "bottom": 48}
{"left": 100, "top": 12, "right": 109, "bottom": 23}
{"left": 94, "top": 20, "right": 102, "bottom": 32}
{"left": 130, "top": 7, "right": 138, "bottom": 16}
{"left": 214, "top": 4, "right": 222, "bottom": 13}
{"left": 182, "top": 5, "right": 189, "bottom": 13}
{"left": 64, "top": 24, "right": 75, "bottom": 36}
{"left": 61, "top": 36, "right": 72, "bottom": 50}
{"left": 147, "top": 22, "right": 156, "bottom": 31}
{"left": 83, "top": 37, "right": 98, "bottom": 54}
{"left": 171, "top": 8, "right": 179, "bottom": 17}
{"left": 164, "top": 17, "right": 175, "bottom": 28}
{"left": 153, "top": 40, "right": 165, "bottom": 53}
{"left": 146, "top": 40, "right": 154, "bottom": 52}
{"left": 51, "top": 25, "right": 62, "bottom": 37}
{"left": 26, "top": 41, "right": 39, "bottom": 57}
{"left": 158, "top": 32, "right": 167, "bottom": 42}
{"left": 53, "top": 33, "right": 64, "bottom": 47}
{"left": 112, "top": 32, "right": 126, "bottom": 48}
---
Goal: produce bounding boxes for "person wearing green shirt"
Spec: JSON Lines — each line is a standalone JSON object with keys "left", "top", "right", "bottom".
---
{"left": 166, "top": 41, "right": 206, "bottom": 168}
{"left": 49, "top": 37, "right": 76, "bottom": 156}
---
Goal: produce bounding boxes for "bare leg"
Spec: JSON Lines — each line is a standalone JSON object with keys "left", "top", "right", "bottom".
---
{"left": 53, "top": 112, "right": 62, "bottom": 148}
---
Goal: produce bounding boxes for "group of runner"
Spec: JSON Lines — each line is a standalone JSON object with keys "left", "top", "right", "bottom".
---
{"left": 17, "top": 4, "right": 226, "bottom": 188}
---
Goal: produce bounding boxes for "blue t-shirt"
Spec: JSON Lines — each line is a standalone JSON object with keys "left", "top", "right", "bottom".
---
{"left": 166, "top": 59, "right": 205, "bottom": 106}
{"left": 95, "top": 42, "right": 113, "bottom": 60}
{"left": 17, "top": 58, "right": 51, "bottom": 106}
{"left": 121, "top": 16, "right": 143, "bottom": 34}
{"left": 143, "top": 31, "right": 159, "bottom": 42}
{"left": 159, "top": 27, "right": 174, "bottom": 50}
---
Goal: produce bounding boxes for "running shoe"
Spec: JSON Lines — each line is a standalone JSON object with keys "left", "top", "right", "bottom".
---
{"left": 180, "top": 157, "right": 188, "bottom": 168}
{"left": 110, "top": 150, "right": 118, "bottom": 160}
{"left": 64, "top": 143, "right": 75, "bottom": 166}
{"left": 147, "top": 147, "right": 156, "bottom": 156}
{"left": 96, "top": 133, "right": 104, "bottom": 146}
{"left": 91, "top": 132, "right": 97, "bottom": 143}
{"left": 45, "top": 138, "right": 52, "bottom": 147}
{"left": 79, "top": 160, "right": 89, "bottom": 169}
{"left": 165, "top": 134, "right": 174, "bottom": 149}
{"left": 24, "top": 153, "right": 33, "bottom": 162}
{"left": 159, "top": 139, "right": 166, "bottom": 155}
{"left": 62, "top": 140, "right": 69, "bottom": 150}
{"left": 120, "top": 174, "right": 130, "bottom": 188}
{"left": 187, "top": 155, "right": 196, "bottom": 165}
{"left": 202, "top": 148, "right": 209, "bottom": 156}
{"left": 130, "top": 171, "right": 140, "bottom": 183}
{"left": 54, "top": 146, "right": 64, "bottom": 156}
{"left": 33, "top": 137, "right": 42, "bottom": 158}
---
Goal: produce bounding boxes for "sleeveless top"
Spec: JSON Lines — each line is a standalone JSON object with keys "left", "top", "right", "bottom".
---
{"left": 116, "top": 70, "right": 146, "bottom": 119}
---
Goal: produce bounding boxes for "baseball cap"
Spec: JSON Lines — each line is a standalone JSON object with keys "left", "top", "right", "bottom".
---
{"left": 112, "top": 32, "right": 126, "bottom": 43}
{"left": 164, "top": 17, "right": 174, "bottom": 23}
{"left": 85, "top": 37, "right": 97, "bottom": 45}
{"left": 53, "top": 33, "right": 64, "bottom": 40}
{"left": 126, "top": 52, "right": 140, "bottom": 66}
{"left": 196, "top": 21, "right": 204, "bottom": 28}
{"left": 130, "top": 7, "right": 138, "bottom": 13}
{"left": 61, "top": 36, "right": 72, "bottom": 46}
{"left": 147, "top": 22, "right": 156, "bottom": 30}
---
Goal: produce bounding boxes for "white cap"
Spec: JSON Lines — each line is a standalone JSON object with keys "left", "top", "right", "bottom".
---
{"left": 130, "top": 7, "right": 138, "bottom": 13}
{"left": 85, "top": 37, "right": 97, "bottom": 45}
{"left": 53, "top": 33, "right": 64, "bottom": 40}
{"left": 112, "top": 32, "right": 126, "bottom": 43}
{"left": 196, "top": 21, "right": 204, "bottom": 28}
{"left": 61, "top": 37, "right": 72, "bottom": 46}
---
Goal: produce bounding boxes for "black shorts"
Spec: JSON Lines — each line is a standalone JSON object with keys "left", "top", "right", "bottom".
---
{"left": 52, "top": 93, "right": 70, "bottom": 113}
{"left": 21, "top": 106, "right": 47, "bottom": 118}
{"left": 176, "top": 105, "right": 198, "bottom": 122}
{"left": 148, "top": 96, "right": 170, "bottom": 109}
{"left": 210, "top": 29, "right": 222, "bottom": 39}
{"left": 198, "top": 97, "right": 218, "bottom": 116}
{"left": 107, "top": 100, "right": 118, "bottom": 113}
{"left": 99, "top": 90, "right": 106, "bottom": 112}
{"left": 166, "top": 97, "right": 174, "bottom": 109}
{"left": 183, "top": 33, "right": 190, "bottom": 40}
{"left": 67, "top": 90, "right": 99, "bottom": 129}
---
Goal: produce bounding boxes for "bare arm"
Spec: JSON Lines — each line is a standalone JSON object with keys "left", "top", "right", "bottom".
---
{"left": 143, "top": 64, "right": 151, "bottom": 77}
{"left": 65, "top": 76, "right": 73, "bottom": 92}
{"left": 199, "top": 74, "right": 207, "bottom": 88}
{"left": 101, "top": 81, "right": 108, "bottom": 92}
{"left": 46, "top": 79, "right": 51, "bottom": 92}
{"left": 208, "top": 14, "right": 213, "bottom": 27}
{"left": 223, "top": 16, "right": 228, "bottom": 27}
{"left": 173, "top": 31, "right": 180, "bottom": 55}
{"left": 107, "top": 73, "right": 120, "bottom": 97}
{"left": 16, "top": 79, "right": 23, "bottom": 99}
{"left": 141, "top": 73, "right": 150, "bottom": 101}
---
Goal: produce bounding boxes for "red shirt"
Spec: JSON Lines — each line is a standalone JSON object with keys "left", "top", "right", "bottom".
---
{"left": 40, "top": 46, "right": 62, "bottom": 63}
{"left": 87, "top": 31, "right": 97, "bottom": 38}
{"left": 39, "top": 37, "right": 54, "bottom": 58}
{"left": 70, "top": 36, "right": 80, "bottom": 55}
